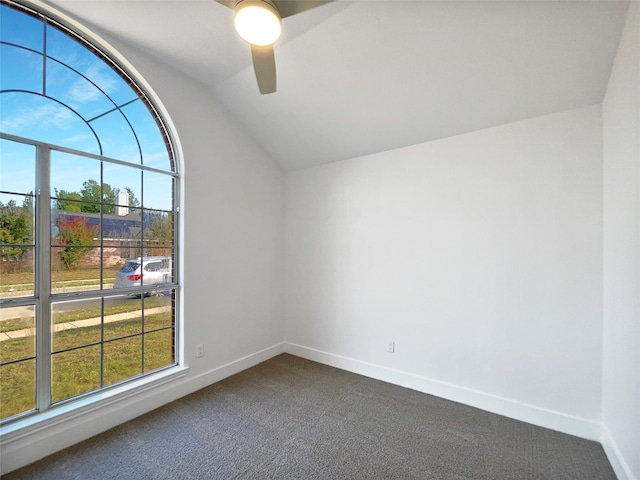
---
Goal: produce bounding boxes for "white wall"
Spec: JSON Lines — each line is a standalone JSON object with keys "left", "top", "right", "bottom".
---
{"left": 602, "top": 2, "right": 640, "bottom": 479}
{"left": 137, "top": 54, "right": 286, "bottom": 372}
{"left": 285, "top": 105, "right": 604, "bottom": 439}
{"left": 77, "top": 19, "right": 287, "bottom": 383}
{"left": 1, "top": 4, "right": 285, "bottom": 473}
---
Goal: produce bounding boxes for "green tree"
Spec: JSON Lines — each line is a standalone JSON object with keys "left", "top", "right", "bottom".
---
{"left": 57, "top": 217, "right": 98, "bottom": 269}
{"left": 0, "top": 198, "right": 33, "bottom": 271}
{"left": 55, "top": 180, "right": 121, "bottom": 215}
{"left": 80, "top": 179, "right": 116, "bottom": 214}
{"left": 54, "top": 189, "right": 82, "bottom": 212}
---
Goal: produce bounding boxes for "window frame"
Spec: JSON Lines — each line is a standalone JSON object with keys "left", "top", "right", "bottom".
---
{"left": 0, "top": 0, "right": 183, "bottom": 426}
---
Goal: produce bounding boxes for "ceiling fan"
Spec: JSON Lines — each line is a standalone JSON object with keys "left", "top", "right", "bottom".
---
{"left": 216, "top": 0, "right": 332, "bottom": 94}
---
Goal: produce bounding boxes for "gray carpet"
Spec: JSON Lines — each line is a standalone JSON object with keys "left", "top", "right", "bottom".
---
{"left": 4, "top": 354, "right": 615, "bottom": 479}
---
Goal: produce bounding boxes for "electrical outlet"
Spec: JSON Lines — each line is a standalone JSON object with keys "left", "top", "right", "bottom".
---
{"left": 386, "top": 341, "right": 395, "bottom": 353}
{"left": 196, "top": 344, "right": 204, "bottom": 358}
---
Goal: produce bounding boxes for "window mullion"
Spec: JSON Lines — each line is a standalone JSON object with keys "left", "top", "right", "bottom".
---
{"left": 35, "top": 145, "right": 52, "bottom": 413}
{"left": 1, "top": 1, "right": 179, "bottom": 424}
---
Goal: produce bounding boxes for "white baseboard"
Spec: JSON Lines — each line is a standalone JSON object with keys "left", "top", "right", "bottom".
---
{"left": 0, "top": 342, "right": 285, "bottom": 476}
{"left": 601, "top": 425, "right": 638, "bottom": 480}
{"left": 183, "top": 342, "right": 286, "bottom": 393}
{"left": 283, "top": 342, "right": 602, "bottom": 442}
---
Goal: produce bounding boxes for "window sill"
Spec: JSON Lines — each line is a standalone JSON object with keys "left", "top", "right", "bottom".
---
{"left": 0, "top": 365, "right": 189, "bottom": 444}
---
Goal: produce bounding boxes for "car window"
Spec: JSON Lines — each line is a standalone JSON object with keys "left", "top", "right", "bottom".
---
{"left": 144, "top": 263, "right": 159, "bottom": 272}
{"left": 121, "top": 261, "right": 140, "bottom": 273}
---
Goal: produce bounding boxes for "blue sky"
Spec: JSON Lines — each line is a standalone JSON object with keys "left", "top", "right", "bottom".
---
{"left": 0, "top": 3, "right": 173, "bottom": 212}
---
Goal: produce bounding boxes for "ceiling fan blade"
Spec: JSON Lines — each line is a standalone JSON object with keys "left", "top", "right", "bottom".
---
{"left": 273, "top": 0, "right": 332, "bottom": 19}
{"left": 215, "top": 0, "right": 332, "bottom": 94}
{"left": 251, "top": 44, "right": 277, "bottom": 94}
{"left": 214, "top": 0, "right": 235, "bottom": 9}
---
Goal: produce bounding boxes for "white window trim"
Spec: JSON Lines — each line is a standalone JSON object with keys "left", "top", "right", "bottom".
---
{"left": 0, "top": 364, "right": 188, "bottom": 440}
{"left": 1, "top": 0, "right": 186, "bottom": 426}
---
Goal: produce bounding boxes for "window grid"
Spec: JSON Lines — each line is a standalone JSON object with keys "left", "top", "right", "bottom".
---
{"left": 0, "top": 0, "right": 179, "bottom": 424}
{"left": 1, "top": 1, "right": 176, "bottom": 171}
{"left": 1, "top": 133, "right": 179, "bottom": 419}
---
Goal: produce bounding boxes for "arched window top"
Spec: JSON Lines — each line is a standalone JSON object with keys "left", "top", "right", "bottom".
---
{"left": 0, "top": 1, "right": 174, "bottom": 172}
{"left": 0, "top": 1, "right": 179, "bottom": 424}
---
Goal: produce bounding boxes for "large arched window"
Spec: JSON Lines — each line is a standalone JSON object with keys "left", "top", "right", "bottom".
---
{"left": 0, "top": 0, "right": 180, "bottom": 423}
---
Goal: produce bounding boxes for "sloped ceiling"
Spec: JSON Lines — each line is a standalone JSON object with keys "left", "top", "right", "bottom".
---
{"left": 48, "top": 0, "right": 629, "bottom": 170}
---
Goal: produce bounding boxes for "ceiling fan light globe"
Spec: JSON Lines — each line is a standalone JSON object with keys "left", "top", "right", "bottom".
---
{"left": 234, "top": 1, "right": 282, "bottom": 46}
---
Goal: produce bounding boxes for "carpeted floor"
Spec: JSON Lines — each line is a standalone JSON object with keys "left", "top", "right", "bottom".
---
{"left": 4, "top": 354, "right": 616, "bottom": 479}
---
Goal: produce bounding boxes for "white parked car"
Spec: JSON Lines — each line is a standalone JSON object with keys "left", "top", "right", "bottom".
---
{"left": 113, "top": 256, "right": 172, "bottom": 295}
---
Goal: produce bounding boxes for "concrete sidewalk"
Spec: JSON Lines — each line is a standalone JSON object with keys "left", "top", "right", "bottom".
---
{"left": 0, "top": 306, "right": 170, "bottom": 342}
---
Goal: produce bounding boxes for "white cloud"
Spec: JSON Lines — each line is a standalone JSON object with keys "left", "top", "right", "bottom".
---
{"left": 68, "top": 78, "right": 102, "bottom": 103}
{"left": 0, "top": 101, "right": 74, "bottom": 131}
{"left": 85, "top": 62, "right": 119, "bottom": 97}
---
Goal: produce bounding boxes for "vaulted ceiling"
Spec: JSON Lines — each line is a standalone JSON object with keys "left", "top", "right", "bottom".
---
{"left": 49, "top": 0, "right": 629, "bottom": 170}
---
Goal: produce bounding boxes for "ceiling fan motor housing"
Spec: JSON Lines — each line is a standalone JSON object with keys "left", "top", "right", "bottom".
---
{"left": 234, "top": 0, "right": 282, "bottom": 46}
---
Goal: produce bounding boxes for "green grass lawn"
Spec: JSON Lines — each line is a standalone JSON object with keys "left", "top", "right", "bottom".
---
{"left": 2, "top": 266, "right": 121, "bottom": 284}
{"left": 1, "top": 266, "right": 121, "bottom": 293}
{"left": 0, "top": 267, "right": 176, "bottom": 421}
{"left": 0, "top": 296, "right": 168, "bottom": 333}
{"left": 0, "top": 314, "right": 174, "bottom": 420}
